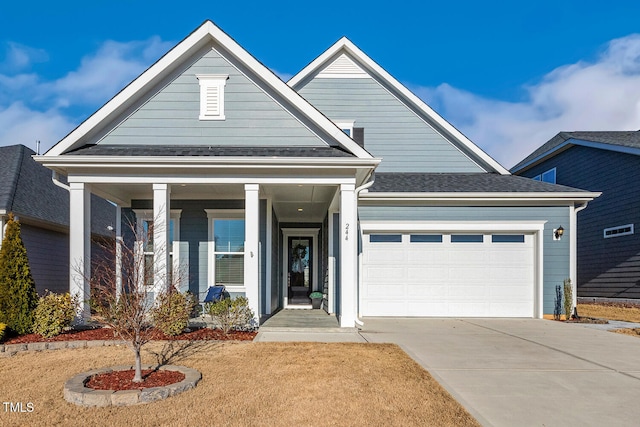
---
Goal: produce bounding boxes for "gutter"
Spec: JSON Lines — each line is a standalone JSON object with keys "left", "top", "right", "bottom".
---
{"left": 51, "top": 171, "right": 70, "bottom": 192}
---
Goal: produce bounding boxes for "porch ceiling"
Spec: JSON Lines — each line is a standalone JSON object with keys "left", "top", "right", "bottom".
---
{"left": 89, "top": 182, "right": 337, "bottom": 223}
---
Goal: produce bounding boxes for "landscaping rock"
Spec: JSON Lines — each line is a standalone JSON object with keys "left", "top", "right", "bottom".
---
{"left": 27, "top": 342, "right": 48, "bottom": 351}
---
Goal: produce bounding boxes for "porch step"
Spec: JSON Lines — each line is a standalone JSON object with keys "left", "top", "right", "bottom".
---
{"left": 258, "top": 326, "right": 359, "bottom": 333}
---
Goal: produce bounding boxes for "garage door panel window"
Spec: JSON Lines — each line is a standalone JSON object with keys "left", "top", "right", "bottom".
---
{"left": 410, "top": 234, "right": 443, "bottom": 243}
{"left": 369, "top": 234, "right": 402, "bottom": 243}
{"left": 451, "top": 234, "right": 484, "bottom": 243}
{"left": 491, "top": 234, "right": 525, "bottom": 243}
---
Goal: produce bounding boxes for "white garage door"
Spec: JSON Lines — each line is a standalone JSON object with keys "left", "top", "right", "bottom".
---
{"left": 361, "top": 232, "right": 535, "bottom": 317}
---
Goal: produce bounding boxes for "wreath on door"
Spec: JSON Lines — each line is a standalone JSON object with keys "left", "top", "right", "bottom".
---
{"left": 291, "top": 243, "right": 307, "bottom": 273}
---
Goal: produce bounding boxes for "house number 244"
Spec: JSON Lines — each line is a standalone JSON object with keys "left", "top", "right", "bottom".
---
{"left": 345, "top": 223, "right": 349, "bottom": 241}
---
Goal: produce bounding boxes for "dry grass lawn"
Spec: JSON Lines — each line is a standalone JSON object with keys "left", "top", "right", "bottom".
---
{"left": 577, "top": 303, "right": 640, "bottom": 323}
{"left": 0, "top": 342, "right": 479, "bottom": 426}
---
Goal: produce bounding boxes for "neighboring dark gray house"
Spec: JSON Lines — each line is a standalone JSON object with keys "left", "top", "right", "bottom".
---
{"left": 0, "top": 144, "right": 114, "bottom": 295}
{"left": 512, "top": 131, "right": 640, "bottom": 299}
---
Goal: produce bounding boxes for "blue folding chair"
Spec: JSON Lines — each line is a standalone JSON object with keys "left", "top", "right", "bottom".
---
{"left": 200, "top": 285, "right": 226, "bottom": 317}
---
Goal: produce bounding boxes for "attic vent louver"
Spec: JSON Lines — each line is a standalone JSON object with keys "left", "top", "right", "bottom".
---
{"left": 317, "top": 54, "right": 369, "bottom": 79}
{"left": 197, "top": 74, "right": 228, "bottom": 120}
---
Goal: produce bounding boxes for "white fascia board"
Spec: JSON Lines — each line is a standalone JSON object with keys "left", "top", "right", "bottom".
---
{"left": 289, "top": 38, "right": 509, "bottom": 175}
{"left": 360, "top": 221, "right": 546, "bottom": 232}
{"left": 34, "top": 155, "right": 380, "bottom": 169}
{"left": 46, "top": 22, "right": 372, "bottom": 161}
{"left": 360, "top": 191, "right": 601, "bottom": 203}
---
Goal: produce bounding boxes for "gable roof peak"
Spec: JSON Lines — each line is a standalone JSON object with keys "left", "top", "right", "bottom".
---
{"left": 44, "top": 20, "right": 372, "bottom": 160}
{"left": 288, "top": 36, "right": 510, "bottom": 175}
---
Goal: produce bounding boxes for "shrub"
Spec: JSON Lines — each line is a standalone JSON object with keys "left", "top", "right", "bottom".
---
{"left": 206, "top": 296, "right": 254, "bottom": 334}
{"left": 151, "top": 290, "right": 196, "bottom": 336}
{"left": 0, "top": 323, "right": 6, "bottom": 342}
{"left": 32, "top": 292, "right": 78, "bottom": 338}
{"left": 0, "top": 214, "right": 38, "bottom": 335}
{"left": 563, "top": 278, "right": 573, "bottom": 320}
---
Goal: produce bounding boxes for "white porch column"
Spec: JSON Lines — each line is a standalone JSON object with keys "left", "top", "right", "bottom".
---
{"left": 153, "top": 183, "right": 170, "bottom": 297}
{"left": 244, "top": 184, "right": 260, "bottom": 323}
{"left": 69, "top": 182, "right": 91, "bottom": 321}
{"left": 115, "top": 205, "right": 123, "bottom": 301}
{"left": 339, "top": 183, "right": 357, "bottom": 327}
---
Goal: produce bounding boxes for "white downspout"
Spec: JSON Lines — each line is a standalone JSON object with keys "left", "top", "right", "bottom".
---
{"left": 52, "top": 171, "right": 70, "bottom": 192}
{"left": 570, "top": 201, "right": 589, "bottom": 309}
{"left": 353, "top": 176, "right": 375, "bottom": 327}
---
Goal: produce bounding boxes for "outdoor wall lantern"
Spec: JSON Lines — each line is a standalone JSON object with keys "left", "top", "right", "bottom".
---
{"left": 553, "top": 226, "right": 564, "bottom": 240}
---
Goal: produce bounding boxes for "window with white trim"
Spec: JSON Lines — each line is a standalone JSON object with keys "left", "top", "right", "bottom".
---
{"left": 206, "top": 209, "right": 245, "bottom": 290}
{"left": 334, "top": 120, "right": 355, "bottom": 137}
{"left": 197, "top": 74, "right": 228, "bottom": 120}
{"left": 604, "top": 224, "right": 634, "bottom": 239}
{"left": 133, "top": 209, "right": 181, "bottom": 284}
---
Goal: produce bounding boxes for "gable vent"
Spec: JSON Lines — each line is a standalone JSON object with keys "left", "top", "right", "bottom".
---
{"left": 317, "top": 54, "right": 369, "bottom": 79}
{"left": 197, "top": 74, "right": 228, "bottom": 120}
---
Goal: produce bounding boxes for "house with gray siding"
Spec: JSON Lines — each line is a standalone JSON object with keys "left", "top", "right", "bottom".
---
{"left": 36, "top": 21, "right": 598, "bottom": 326}
{"left": 512, "top": 131, "right": 640, "bottom": 299}
{"left": 0, "top": 144, "right": 115, "bottom": 295}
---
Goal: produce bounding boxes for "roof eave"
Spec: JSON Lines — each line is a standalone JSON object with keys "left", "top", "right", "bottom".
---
{"left": 360, "top": 191, "right": 601, "bottom": 202}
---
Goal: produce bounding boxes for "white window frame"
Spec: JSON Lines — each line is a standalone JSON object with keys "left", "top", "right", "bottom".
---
{"left": 205, "top": 209, "right": 245, "bottom": 293}
{"left": 603, "top": 223, "right": 634, "bottom": 239}
{"left": 197, "top": 74, "right": 228, "bottom": 120}
{"left": 532, "top": 167, "right": 556, "bottom": 184}
{"left": 334, "top": 120, "right": 355, "bottom": 137}
{"left": 133, "top": 209, "right": 182, "bottom": 281}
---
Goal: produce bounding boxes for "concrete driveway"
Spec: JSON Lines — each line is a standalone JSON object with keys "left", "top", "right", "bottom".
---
{"left": 359, "top": 318, "right": 640, "bottom": 427}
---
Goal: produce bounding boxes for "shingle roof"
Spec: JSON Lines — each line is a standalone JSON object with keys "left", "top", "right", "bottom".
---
{"left": 66, "top": 144, "right": 355, "bottom": 157}
{"left": 511, "top": 130, "right": 640, "bottom": 172}
{"left": 369, "top": 173, "right": 590, "bottom": 193}
{"left": 0, "top": 144, "right": 114, "bottom": 233}
{"left": 0, "top": 145, "right": 69, "bottom": 226}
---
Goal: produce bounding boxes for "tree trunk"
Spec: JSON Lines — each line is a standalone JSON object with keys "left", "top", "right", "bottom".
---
{"left": 133, "top": 346, "right": 143, "bottom": 382}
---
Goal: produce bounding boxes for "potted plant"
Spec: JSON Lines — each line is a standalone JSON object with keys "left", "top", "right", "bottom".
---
{"left": 309, "top": 292, "right": 323, "bottom": 309}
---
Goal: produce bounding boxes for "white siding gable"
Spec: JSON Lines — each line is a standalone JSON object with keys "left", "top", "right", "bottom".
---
{"left": 317, "top": 54, "right": 369, "bottom": 79}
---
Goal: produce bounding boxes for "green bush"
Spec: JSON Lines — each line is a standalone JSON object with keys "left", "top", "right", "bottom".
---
{"left": 205, "top": 296, "right": 254, "bottom": 334}
{"left": 32, "top": 292, "right": 78, "bottom": 338}
{"left": 151, "top": 290, "right": 196, "bottom": 336}
{"left": 0, "top": 323, "right": 6, "bottom": 342}
{"left": 0, "top": 214, "right": 38, "bottom": 335}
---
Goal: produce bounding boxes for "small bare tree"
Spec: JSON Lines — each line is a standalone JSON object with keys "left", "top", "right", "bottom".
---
{"left": 87, "top": 216, "right": 182, "bottom": 382}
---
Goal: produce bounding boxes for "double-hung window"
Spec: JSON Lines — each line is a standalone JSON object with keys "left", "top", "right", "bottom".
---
{"left": 206, "top": 210, "right": 245, "bottom": 290}
{"left": 133, "top": 209, "right": 181, "bottom": 285}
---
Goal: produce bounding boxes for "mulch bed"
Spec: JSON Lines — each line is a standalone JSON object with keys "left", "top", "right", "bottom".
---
{"left": 86, "top": 369, "right": 185, "bottom": 391}
{"left": 3, "top": 327, "right": 257, "bottom": 345}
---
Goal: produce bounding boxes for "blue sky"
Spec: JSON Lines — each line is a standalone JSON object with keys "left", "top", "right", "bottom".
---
{"left": 2, "top": 1, "right": 640, "bottom": 167}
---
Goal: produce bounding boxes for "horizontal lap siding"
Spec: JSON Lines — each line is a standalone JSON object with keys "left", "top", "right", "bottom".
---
{"left": 100, "top": 49, "right": 324, "bottom": 146}
{"left": 520, "top": 147, "right": 640, "bottom": 298}
{"left": 298, "top": 78, "right": 484, "bottom": 173}
{"left": 20, "top": 224, "right": 69, "bottom": 295}
{"left": 359, "top": 205, "right": 570, "bottom": 314}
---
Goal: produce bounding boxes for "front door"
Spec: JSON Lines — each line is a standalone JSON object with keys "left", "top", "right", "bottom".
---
{"left": 287, "top": 236, "right": 313, "bottom": 305}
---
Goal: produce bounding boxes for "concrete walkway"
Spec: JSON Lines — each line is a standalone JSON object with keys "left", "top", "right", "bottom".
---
{"left": 359, "top": 318, "right": 640, "bottom": 427}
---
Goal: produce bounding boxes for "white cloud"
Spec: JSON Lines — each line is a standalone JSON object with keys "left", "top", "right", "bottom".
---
{"left": 0, "top": 37, "right": 172, "bottom": 151}
{"left": 415, "top": 34, "right": 640, "bottom": 169}
{"left": 0, "top": 102, "right": 75, "bottom": 152}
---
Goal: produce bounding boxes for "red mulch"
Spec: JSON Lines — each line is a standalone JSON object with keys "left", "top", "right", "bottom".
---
{"left": 3, "top": 327, "right": 256, "bottom": 344}
{"left": 86, "top": 369, "right": 185, "bottom": 391}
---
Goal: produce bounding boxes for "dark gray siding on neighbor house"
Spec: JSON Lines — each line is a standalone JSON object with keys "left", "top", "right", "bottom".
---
{"left": 519, "top": 146, "right": 640, "bottom": 298}
{"left": 359, "top": 205, "right": 570, "bottom": 314}
{"left": 99, "top": 48, "right": 325, "bottom": 147}
{"left": 297, "top": 78, "right": 484, "bottom": 173}
{"left": 20, "top": 224, "right": 69, "bottom": 295}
